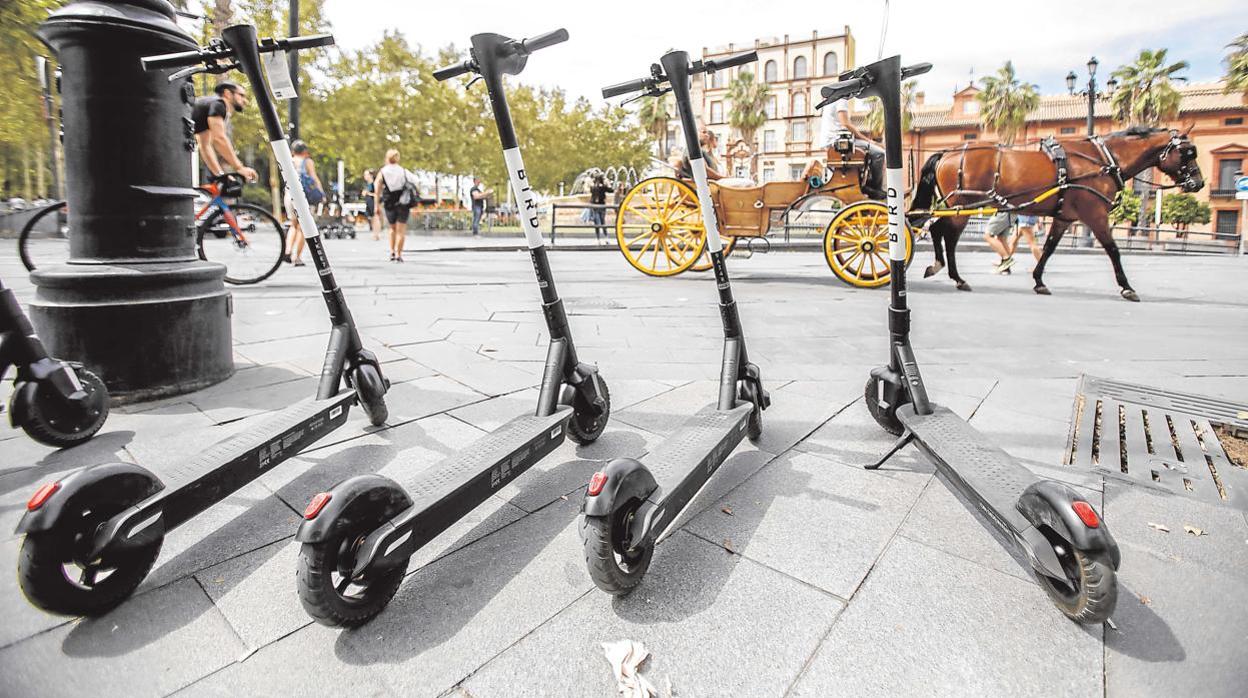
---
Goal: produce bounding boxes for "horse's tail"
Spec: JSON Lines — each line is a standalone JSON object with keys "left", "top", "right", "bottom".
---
{"left": 910, "top": 152, "right": 943, "bottom": 211}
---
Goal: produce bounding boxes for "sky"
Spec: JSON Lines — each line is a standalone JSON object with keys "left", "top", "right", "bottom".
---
{"left": 317, "top": 0, "right": 1244, "bottom": 105}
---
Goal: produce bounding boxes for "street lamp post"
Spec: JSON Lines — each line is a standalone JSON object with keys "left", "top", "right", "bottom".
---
{"left": 1065, "top": 57, "right": 1117, "bottom": 137}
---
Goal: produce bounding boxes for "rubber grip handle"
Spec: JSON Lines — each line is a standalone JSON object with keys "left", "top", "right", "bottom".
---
{"left": 710, "top": 50, "right": 758, "bottom": 70}
{"left": 901, "top": 62, "right": 932, "bottom": 79}
{"left": 602, "top": 77, "right": 650, "bottom": 99}
{"left": 282, "top": 34, "right": 335, "bottom": 51}
{"left": 520, "top": 28, "right": 568, "bottom": 53}
{"left": 820, "top": 78, "right": 865, "bottom": 102}
{"left": 433, "top": 60, "right": 472, "bottom": 81}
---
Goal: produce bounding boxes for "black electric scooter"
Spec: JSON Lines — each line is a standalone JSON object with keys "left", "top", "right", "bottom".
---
{"left": 14, "top": 26, "right": 389, "bottom": 617}
{"left": 580, "top": 49, "right": 770, "bottom": 594}
{"left": 2, "top": 277, "right": 109, "bottom": 447}
{"left": 832, "top": 56, "right": 1121, "bottom": 624}
{"left": 294, "top": 28, "right": 611, "bottom": 628}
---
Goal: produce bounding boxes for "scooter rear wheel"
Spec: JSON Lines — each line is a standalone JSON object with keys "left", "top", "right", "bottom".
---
{"left": 1033, "top": 536, "right": 1118, "bottom": 624}
{"left": 351, "top": 364, "right": 389, "bottom": 427}
{"left": 18, "top": 496, "right": 162, "bottom": 616}
{"left": 297, "top": 504, "right": 405, "bottom": 628}
{"left": 863, "top": 374, "right": 905, "bottom": 437}
{"left": 14, "top": 368, "right": 110, "bottom": 448}
{"left": 563, "top": 378, "right": 611, "bottom": 445}
{"left": 581, "top": 503, "right": 652, "bottom": 595}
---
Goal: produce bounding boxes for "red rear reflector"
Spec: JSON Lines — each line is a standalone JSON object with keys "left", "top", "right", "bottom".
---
{"left": 27, "top": 482, "right": 61, "bottom": 511}
{"left": 1072, "top": 501, "right": 1100, "bottom": 528}
{"left": 588, "top": 472, "right": 608, "bottom": 497}
{"left": 304, "top": 492, "right": 332, "bottom": 519}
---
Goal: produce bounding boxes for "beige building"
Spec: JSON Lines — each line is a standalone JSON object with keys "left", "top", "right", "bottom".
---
{"left": 676, "top": 28, "right": 856, "bottom": 182}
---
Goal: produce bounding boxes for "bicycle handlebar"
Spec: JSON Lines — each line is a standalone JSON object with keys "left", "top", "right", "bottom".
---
{"left": 432, "top": 28, "right": 567, "bottom": 82}
{"left": 140, "top": 33, "right": 334, "bottom": 71}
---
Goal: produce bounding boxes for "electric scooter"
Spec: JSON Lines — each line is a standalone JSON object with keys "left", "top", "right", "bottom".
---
{"left": 580, "top": 49, "right": 770, "bottom": 594}
{"left": 14, "top": 25, "right": 389, "bottom": 617}
{"left": 294, "top": 28, "right": 611, "bottom": 628}
{"left": 2, "top": 277, "right": 109, "bottom": 447}
{"left": 834, "top": 55, "right": 1121, "bottom": 624}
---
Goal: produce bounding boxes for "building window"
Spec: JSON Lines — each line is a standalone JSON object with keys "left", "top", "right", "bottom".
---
{"left": 764, "top": 60, "right": 777, "bottom": 82}
{"left": 823, "top": 51, "right": 838, "bottom": 76}
{"left": 762, "top": 167, "right": 775, "bottom": 183}
{"left": 763, "top": 130, "right": 776, "bottom": 151}
{"left": 712, "top": 69, "right": 725, "bottom": 89}
{"left": 710, "top": 101, "right": 723, "bottom": 124}
{"left": 962, "top": 100, "right": 979, "bottom": 115}
{"left": 792, "top": 92, "right": 807, "bottom": 115}
{"left": 789, "top": 164, "right": 805, "bottom": 180}
{"left": 1226, "top": 117, "right": 1244, "bottom": 126}
{"left": 792, "top": 120, "right": 808, "bottom": 142}
{"left": 793, "top": 56, "right": 808, "bottom": 79}
{"left": 1060, "top": 126, "right": 1076, "bottom": 135}
{"left": 1218, "top": 158, "right": 1242, "bottom": 190}
{"left": 764, "top": 95, "right": 778, "bottom": 119}
{"left": 963, "top": 133, "right": 977, "bottom": 141}
{"left": 1215, "top": 210, "right": 1239, "bottom": 237}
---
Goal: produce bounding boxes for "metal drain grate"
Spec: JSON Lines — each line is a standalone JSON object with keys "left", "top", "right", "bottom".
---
{"left": 1066, "top": 375, "right": 1248, "bottom": 510}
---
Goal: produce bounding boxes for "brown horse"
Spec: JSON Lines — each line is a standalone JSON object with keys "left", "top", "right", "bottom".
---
{"left": 909, "top": 126, "right": 1204, "bottom": 301}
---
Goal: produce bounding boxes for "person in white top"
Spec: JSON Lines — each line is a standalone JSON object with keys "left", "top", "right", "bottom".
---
{"left": 374, "top": 149, "right": 418, "bottom": 262}
{"left": 817, "top": 94, "right": 885, "bottom": 199}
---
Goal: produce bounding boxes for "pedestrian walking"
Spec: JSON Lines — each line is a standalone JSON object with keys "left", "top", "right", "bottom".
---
{"left": 588, "top": 171, "right": 610, "bottom": 243}
{"left": 377, "top": 149, "right": 416, "bottom": 262}
{"left": 362, "top": 169, "right": 380, "bottom": 241}
{"left": 983, "top": 210, "right": 1018, "bottom": 274}
{"left": 469, "top": 177, "right": 493, "bottom": 236}
{"left": 285, "top": 140, "right": 325, "bottom": 267}
{"left": 1009, "top": 214, "right": 1043, "bottom": 266}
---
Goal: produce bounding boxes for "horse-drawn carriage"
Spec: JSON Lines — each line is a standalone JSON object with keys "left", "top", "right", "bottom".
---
{"left": 613, "top": 134, "right": 915, "bottom": 287}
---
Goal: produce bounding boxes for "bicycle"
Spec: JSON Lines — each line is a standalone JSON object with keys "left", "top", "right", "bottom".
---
{"left": 17, "top": 172, "right": 286, "bottom": 285}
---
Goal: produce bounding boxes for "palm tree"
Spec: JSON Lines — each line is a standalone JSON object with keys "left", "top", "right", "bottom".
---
{"left": 726, "top": 71, "right": 769, "bottom": 174}
{"left": 1224, "top": 33, "right": 1248, "bottom": 95}
{"left": 865, "top": 80, "right": 918, "bottom": 138}
{"left": 636, "top": 95, "right": 670, "bottom": 159}
{"left": 1110, "top": 49, "right": 1189, "bottom": 125}
{"left": 975, "top": 61, "right": 1039, "bottom": 145}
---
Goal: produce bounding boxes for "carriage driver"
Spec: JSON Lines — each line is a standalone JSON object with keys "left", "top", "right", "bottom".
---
{"left": 818, "top": 90, "right": 885, "bottom": 199}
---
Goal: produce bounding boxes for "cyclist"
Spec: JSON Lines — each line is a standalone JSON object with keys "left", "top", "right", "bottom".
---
{"left": 193, "top": 81, "right": 257, "bottom": 183}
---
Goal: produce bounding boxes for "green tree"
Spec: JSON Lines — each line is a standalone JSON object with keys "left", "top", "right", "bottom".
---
{"left": 1109, "top": 189, "right": 1141, "bottom": 226}
{"left": 636, "top": 95, "right": 670, "bottom": 159}
{"left": 975, "top": 61, "right": 1039, "bottom": 145}
{"left": 725, "top": 71, "right": 768, "bottom": 173}
{"left": 865, "top": 80, "right": 918, "bottom": 138}
{"left": 0, "top": 0, "right": 62, "bottom": 200}
{"left": 1224, "top": 32, "right": 1248, "bottom": 95}
{"left": 1160, "top": 192, "right": 1210, "bottom": 231}
{"left": 1110, "top": 49, "right": 1189, "bottom": 126}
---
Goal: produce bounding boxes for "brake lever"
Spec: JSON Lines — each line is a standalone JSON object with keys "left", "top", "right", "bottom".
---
{"left": 620, "top": 85, "right": 669, "bottom": 107}
{"left": 465, "top": 75, "right": 483, "bottom": 90}
{"left": 168, "top": 65, "right": 207, "bottom": 82}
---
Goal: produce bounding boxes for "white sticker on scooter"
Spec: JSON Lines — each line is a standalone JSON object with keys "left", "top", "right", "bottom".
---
{"left": 502, "top": 147, "right": 545, "bottom": 249}
{"left": 262, "top": 50, "right": 297, "bottom": 100}
{"left": 885, "top": 167, "right": 906, "bottom": 261}
{"left": 271, "top": 139, "right": 321, "bottom": 239}
{"left": 330, "top": 406, "right": 342, "bottom": 419}
{"left": 689, "top": 158, "right": 725, "bottom": 254}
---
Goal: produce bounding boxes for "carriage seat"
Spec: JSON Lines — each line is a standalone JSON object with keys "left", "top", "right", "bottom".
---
{"left": 710, "top": 180, "right": 811, "bottom": 237}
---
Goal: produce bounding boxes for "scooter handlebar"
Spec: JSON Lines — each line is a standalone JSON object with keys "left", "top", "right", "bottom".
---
{"left": 901, "top": 62, "right": 932, "bottom": 79}
{"left": 703, "top": 50, "right": 757, "bottom": 72}
{"left": 519, "top": 28, "right": 568, "bottom": 54}
{"left": 817, "top": 77, "right": 867, "bottom": 107}
{"left": 433, "top": 60, "right": 474, "bottom": 81}
{"left": 141, "top": 47, "right": 208, "bottom": 71}
{"left": 141, "top": 32, "right": 334, "bottom": 71}
{"left": 602, "top": 76, "right": 655, "bottom": 99}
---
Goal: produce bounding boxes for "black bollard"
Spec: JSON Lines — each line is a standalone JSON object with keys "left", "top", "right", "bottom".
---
{"left": 31, "top": 0, "right": 233, "bottom": 403}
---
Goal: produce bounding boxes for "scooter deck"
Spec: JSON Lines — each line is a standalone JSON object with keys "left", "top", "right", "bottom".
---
{"left": 898, "top": 403, "right": 1036, "bottom": 534}
{"left": 646, "top": 403, "right": 753, "bottom": 503}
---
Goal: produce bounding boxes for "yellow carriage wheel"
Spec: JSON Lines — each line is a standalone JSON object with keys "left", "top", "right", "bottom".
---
{"left": 823, "top": 201, "right": 914, "bottom": 288}
{"left": 615, "top": 177, "right": 707, "bottom": 277}
{"left": 688, "top": 235, "right": 737, "bottom": 272}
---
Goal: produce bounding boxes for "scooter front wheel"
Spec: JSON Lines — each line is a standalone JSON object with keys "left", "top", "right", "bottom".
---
{"left": 13, "top": 368, "right": 110, "bottom": 448}
{"left": 18, "top": 497, "right": 162, "bottom": 616}
{"left": 580, "top": 504, "right": 652, "bottom": 595}
{"left": 297, "top": 505, "right": 405, "bottom": 628}
{"left": 351, "top": 364, "right": 389, "bottom": 427}
{"left": 563, "top": 378, "right": 611, "bottom": 445}
{"left": 863, "top": 374, "right": 905, "bottom": 436}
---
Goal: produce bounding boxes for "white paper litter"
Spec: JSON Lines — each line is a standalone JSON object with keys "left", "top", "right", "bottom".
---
{"left": 602, "top": 639, "right": 657, "bottom": 698}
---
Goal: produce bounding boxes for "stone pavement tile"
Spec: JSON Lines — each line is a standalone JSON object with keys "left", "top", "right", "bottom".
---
{"left": 789, "top": 536, "right": 1103, "bottom": 698}
{"left": 188, "top": 375, "right": 321, "bottom": 424}
{"left": 376, "top": 357, "right": 437, "bottom": 384}
{"left": 969, "top": 403, "right": 1072, "bottom": 465}
{"left": 612, "top": 380, "right": 721, "bottom": 437}
{"left": 686, "top": 450, "right": 931, "bottom": 598}
{"left": 462, "top": 531, "right": 844, "bottom": 698}
{"left": 750, "top": 379, "right": 852, "bottom": 458}
{"left": 0, "top": 578, "right": 246, "bottom": 698}
{"left": 336, "top": 497, "right": 593, "bottom": 697}
{"left": 231, "top": 315, "right": 329, "bottom": 345}
{"left": 397, "top": 340, "right": 540, "bottom": 396}
{"left": 362, "top": 322, "right": 448, "bottom": 348}
{"left": 793, "top": 396, "right": 931, "bottom": 473}
{"left": 986, "top": 376, "right": 1082, "bottom": 424}
{"left": 193, "top": 537, "right": 307, "bottom": 651}
{"left": 0, "top": 536, "right": 70, "bottom": 648}
{"left": 177, "top": 622, "right": 393, "bottom": 698}
{"left": 373, "top": 373, "right": 487, "bottom": 427}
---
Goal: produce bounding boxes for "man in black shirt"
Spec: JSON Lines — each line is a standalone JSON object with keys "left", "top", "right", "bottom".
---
{"left": 588, "top": 171, "right": 610, "bottom": 242}
{"left": 469, "top": 177, "right": 492, "bottom": 235}
{"left": 192, "top": 82, "right": 257, "bottom": 182}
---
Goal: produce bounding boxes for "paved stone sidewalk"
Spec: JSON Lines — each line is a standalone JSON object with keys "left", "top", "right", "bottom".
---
{"left": 1, "top": 240, "right": 1245, "bottom": 697}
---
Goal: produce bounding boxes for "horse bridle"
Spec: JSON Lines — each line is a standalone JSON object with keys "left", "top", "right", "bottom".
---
{"left": 1156, "top": 130, "right": 1201, "bottom": 192}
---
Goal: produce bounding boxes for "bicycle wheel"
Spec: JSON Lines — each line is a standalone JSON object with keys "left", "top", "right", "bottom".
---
{"left": 198, "top": 203, "right": 286, "bottom": 285}
{"left": 18, "top": 201, "right": 69, "bottom": 273}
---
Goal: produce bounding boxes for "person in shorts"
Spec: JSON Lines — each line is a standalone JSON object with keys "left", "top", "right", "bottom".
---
{"left": 983, "top": 211, "right": 1017, "bottom": 274}
{"left": 376, "top": 149, "right": 416, "bottom": 262}
{"left": 1009, "top": 214, "right": 1043, "bottom": 265}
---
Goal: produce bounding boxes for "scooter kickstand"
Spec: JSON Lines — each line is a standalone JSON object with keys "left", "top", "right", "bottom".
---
{"left": 867, "top": 431, "right": 913, "bottom": 470}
